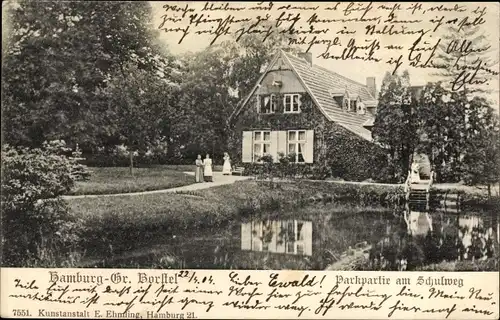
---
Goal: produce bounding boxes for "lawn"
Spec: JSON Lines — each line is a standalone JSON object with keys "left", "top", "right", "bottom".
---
{"left": 68, "top": 180, "right": 403, "bottom": 260}
{"left": 70, "top": 165, "right": 201, "bottom": 195}
{"left": 62, "top": 179, "right": 500, "bottom": 270}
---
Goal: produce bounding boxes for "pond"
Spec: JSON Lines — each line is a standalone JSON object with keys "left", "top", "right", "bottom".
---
{"left": 84, "top": 205, "right": 498, "bottom": 271}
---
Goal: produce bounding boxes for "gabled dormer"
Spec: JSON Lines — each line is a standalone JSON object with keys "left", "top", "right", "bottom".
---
{"left": 250, "top": 51, "right": 307, "bottom": 115}
{"left": 329, "top": 89, "right": 364, "bottom": 113}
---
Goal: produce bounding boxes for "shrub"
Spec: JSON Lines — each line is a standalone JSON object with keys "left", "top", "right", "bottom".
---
{"left": 69, "top": 144, "right": 92, "bottom": 181}
{"left": 1, "top": 142, "right": 85, "bottom": 267}
{"left": 308, "top": 164, "right": 331, "bottom": 180}
{"left": 415, "top": 258, "right": 498, "bottom": 271}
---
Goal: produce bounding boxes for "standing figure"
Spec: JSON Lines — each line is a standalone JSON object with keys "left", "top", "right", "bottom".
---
{"left": 195, "top": 155, "right": 204, "bottom": 183}
{"left": 222, "top": 152, "right": 232, "bottom": 175}
{"left": 203, "top": 154, "right": 213, "bottom": 182}
{"left": 410, "top": 160, "right": 421, "bottom": 183}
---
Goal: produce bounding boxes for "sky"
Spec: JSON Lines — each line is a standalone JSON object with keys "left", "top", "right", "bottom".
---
{"left": 2, "top": 1, "right": 498, "bottom": 109}
{"left": 151, "top": 1, "right": 500, "bottom": 110}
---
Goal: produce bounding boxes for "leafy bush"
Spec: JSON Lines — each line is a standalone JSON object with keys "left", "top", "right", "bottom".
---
{"left": 430, "top": 189, "right": 500, "bottom": 211}
{"left": 1, "top": 142, "right": 85, "bottom": 266}
{"left": 415, "top": 258, "right": 498, "bottom": 271}
{"left": 242, "top": 154, "right": 331, "bottom": 181}
{"left": 69, "top": 144, "right": 92, "bottom": 181}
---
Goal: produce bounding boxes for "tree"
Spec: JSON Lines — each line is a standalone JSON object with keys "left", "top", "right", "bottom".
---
{"left": 431, "top": 24, "right": 499, "bottom": 95}
{"left": 174, "top": 45, "right": 240, "bottom": 162}
{"left": 461, "top": 97, "right": 500, "bottom": 193}
{"left": 2, "top": 1, "right": 164, "bottom": 151}
{"left": 174, "top": 22, "right": 298, "bottom": 162}
{"left": 372, "top": 71, "right": 417, "bottom": 182}
{"left": 102, "top": 63, "right": 179, "bottom": 174}
{"left": 1, "top": 141, "right": 84, "bottom": 266}
{"left": 412, "top": 82, "right": 499, "bottom": 185}
{"left": 415, "top": 83, "right": 468, "bottom": 182}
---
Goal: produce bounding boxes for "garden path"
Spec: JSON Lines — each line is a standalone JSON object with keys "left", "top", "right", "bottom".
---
{"left": 63, "top": 172, "right": 251, "bottom": 200}
{"left": 64, "top": 172, "right": 490, "bottom": 200}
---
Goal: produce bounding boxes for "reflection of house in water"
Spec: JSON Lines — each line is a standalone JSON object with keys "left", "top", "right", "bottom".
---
{"left": 459, "top": 215, "right": 483, "bottom": 231}
{"left": 241, "top": 220, "right": 312, "bottom": 256}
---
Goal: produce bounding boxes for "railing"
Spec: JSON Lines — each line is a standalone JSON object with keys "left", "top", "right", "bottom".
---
{"left": 405, "top": 170, "right": 434, "bottom": 211}
{"left": 425, "top": 171, "right": 434, "bottom": 211}
{"left": 404, "top": 170, "right": 411, "bottom": 196}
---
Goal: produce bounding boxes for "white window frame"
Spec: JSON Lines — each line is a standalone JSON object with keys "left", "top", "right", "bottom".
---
{"left": 260, "top": 94, "right": 277, "bottom": 114}
{"left": 357, "top": 101, "right": 365, "bottom": 114}
{"left": 349, "top": 99, "right": 357, "bottom": 112}
{"left": 285, "top": 221, "right": 296, "bottom": 253}
{"left": 287, "top": 130, "right": 306, "bottom": 163}
{"left": 343, "top": 96, "right": 349, "bottom": 111}
{"left": 253, "top": 130, "right": 271, "bottom": 163}
{"left": 284, "top": 94, "right": 301, "bottom": 113}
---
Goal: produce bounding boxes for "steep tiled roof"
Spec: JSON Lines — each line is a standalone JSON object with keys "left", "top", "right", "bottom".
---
{"left": 281, "top": 51, "right": 375, "bottom": 141}
{"left": 230, "top": 50, "right": 377, "bottom": 141}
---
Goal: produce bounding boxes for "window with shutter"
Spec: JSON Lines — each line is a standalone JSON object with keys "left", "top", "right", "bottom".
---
{"left": 253, "top": 130, "right": 271, "bottom": 162}
{"left": 304, "top": 130, "right": 314, "bottom": 163}
{"left": 242, "top": 131, "right": 253, "bottom": 163}
{"left": 287, "top": 130, "right": 306, "bottom": 163}
{"left": 270, "top": 131, "right": 278, "bottom": 163}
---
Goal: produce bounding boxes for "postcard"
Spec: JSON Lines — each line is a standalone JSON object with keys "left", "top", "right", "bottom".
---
{"left": 1, "top": 1, "right": 499, "bottom": 319}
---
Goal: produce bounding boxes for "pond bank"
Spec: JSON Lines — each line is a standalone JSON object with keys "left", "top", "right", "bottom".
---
{"left": 67, "top": 180, "right": 498, "bottom": 270}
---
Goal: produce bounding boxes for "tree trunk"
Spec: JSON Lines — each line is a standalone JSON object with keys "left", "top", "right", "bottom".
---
{"left": 390, "top": 147, "right": 395, "bottom": 179}
{"left": 129, "top": 150, "right": 134, "bottom": 176}
{"left": 166, "top": 137, "right": 175, "bottom": 164}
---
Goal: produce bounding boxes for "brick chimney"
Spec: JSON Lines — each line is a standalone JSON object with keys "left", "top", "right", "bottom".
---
{"left": 298, "top": 52, "right": 313, "bottom": 66}
{"left": 366, "top": 77, "right": 377, "bottom": 98}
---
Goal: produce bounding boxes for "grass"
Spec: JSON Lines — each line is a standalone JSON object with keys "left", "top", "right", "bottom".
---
{"left": 69, "top": 165, "right": 200, "bottom": 195}
{"left": 68, "top": 180, "right": 394, "bottom": 259}
{"left": 415, "top": 258, "right": 499, "bottom": 271}
{"left": 66, "top": 179, "right": 498, "bottom": 269}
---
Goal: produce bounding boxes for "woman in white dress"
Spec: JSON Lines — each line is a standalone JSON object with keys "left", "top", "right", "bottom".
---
{"left": 222, "top": 152, "right": 232, "bottom": 175}
{"left": 203, "top": 154, "right": 213, "bottom": 182}
{"left": 410, "top": 161, "right": 421, "bottom": 183}
{"left": 195, "top": 155, "right": 204, "bottom": 183}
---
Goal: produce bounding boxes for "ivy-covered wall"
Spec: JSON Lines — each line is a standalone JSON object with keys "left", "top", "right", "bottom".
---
{"left": 228, "top": 93, "right": 387, "bottom": 181}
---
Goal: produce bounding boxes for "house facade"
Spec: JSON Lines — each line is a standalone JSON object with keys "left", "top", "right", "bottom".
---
{"left": 229, "top": 50, "right": 385, "bottom": 180}
{"left": 241, "top": 220, "right": 313, "bottom": 256}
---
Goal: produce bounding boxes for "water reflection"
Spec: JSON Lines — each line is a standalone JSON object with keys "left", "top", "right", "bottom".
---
{"left": 457, "top": 215, "right": 496, "bottom": 261}
{"left": 369, "top": 212, "right": 498, "bottom": 271}
{"left": 241, "top": 220, "right": 312, "bottom": 256}
{"left": 407, "top": 211, "right": 433, "bottom": 236}
{"left": 87, "top": 208, "right": 498, "bottom": 271}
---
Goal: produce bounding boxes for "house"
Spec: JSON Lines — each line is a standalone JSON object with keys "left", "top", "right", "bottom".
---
{"left": 241, "top": 220, "right": 313, "bottom": 256}
{"left": 228, "top": 50, "right": 384, "bottom": 179}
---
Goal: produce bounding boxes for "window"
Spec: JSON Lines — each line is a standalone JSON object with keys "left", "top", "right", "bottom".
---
{"left": 296, "top": 244, "right": 305, "bottom": 255}
{"left": 285, "top": 221, "right": 295, "bottom": 253}
{"left": 349, "top": 99, "right": 357, "bottom": 112}
{"left": 297, "top": 222, "right": 304, "bottom": 241}
{"left": 343, "top": 97, "right": 349, "bottom": 110}
{"left": 260, "top": 94, "right": 277, "bottom": 114}
{"left": 357, "top": 101, "right": 365, "bottom": 114}
{"left": 284, "top": 94, "right": 301, "bottom": 113}
{"left": 253, "top": 131, "right": 271, "bottom": 162}
{"left": 288, "top": 130, "right": 306, "bottom": 163}
{"left": 253, "top": 240, "right": 262, "bottom": 251}
{"left": 262, "top": 242, "right": 269, "bottom": 251}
